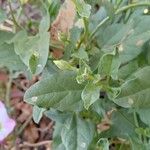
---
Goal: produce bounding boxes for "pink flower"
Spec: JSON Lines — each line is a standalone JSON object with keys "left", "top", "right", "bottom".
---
{"left": 0, "top": 101, "right": 16, "bottom": 142}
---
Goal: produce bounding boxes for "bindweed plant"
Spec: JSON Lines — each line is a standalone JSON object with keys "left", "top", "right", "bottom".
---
{"left": 0, "top": 0, "right": 150, "bottom": 149}
{"left": 0, "top": 101, "right": 16, "bottom": 142}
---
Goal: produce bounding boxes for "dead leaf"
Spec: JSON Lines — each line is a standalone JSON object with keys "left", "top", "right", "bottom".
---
{"left": 50, "top": 0, "right": 76, "bottom": 59}
{"left": 97, "top": 109, "right": 116, "bottom": 132}
{"left": 51, "top": 0, "right": 76, "bottom": 40}
{"left": 14, "top": 102, "right": 32, "bottom": 123}
{"left": 97, "top": 116, "right": 111, "bottom": 132}
{"left": 23, "top": 121, "right": 39, "bottom": 143}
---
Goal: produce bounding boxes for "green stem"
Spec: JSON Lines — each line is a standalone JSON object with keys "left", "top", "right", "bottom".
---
{"left": 88, "top": 2, "right": 150, "bottom": 44}
{"left": 8, "top": 0, "right": 22, "bottom": 30}
{"left": 115, "top": 2, "right": 150, "bottom": 14}
{"left": 77, "top": 18, "right": 88, "bottom": 50}
{"left": 133, "top": 111, "right": 142, "bottom": 141}
{"left": 88, "top": 17, "right": 109, "bottom": 43}
{"left": 133, "top": 111, "right": 139, "bottom": 128}
{"left": 143, "top": 136, "right": 147, "bottom": 144}
{"left": 115, "top": 0, "right": 123, "bottom": 10}
{"left": 119, "top": 143, "right": 124, "bottom": 150}
{"left": 124, "top": 9, "right": 133, "bottom": 23}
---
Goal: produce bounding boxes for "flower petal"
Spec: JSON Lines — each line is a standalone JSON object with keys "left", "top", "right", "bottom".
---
{"left": 0, "top": 101, "right": 16, "bottom": 142}
{"left": 0, "top": 119, "right": 16, "bottom": 142}
{"left": 0, "top": 101, "right": 10, "bottom": 123}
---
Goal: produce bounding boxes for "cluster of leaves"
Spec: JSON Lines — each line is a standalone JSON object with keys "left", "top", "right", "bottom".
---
{"left": 0, "top": 0, "right": 150, "bottom": 149}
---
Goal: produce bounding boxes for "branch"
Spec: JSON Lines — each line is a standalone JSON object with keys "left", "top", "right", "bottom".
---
{"left": 19, "top": 141, "right": 52, "bottom": 148}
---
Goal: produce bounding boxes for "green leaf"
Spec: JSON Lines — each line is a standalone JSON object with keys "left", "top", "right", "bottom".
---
{"left": 39, "top": 3, "right": 50, "bottom": 33}
{"left": 130, "top": 137, "right": 150, "bottom": 150}
{"left": 0, "top": 43, "right": 26, "bottom": 71}
{"left": 97, "top": 23, "right": 133, "bottom": 51}
{"left": 42, "top": 60, "right": 60, "bottom": 78}
{"left": 107, "top": 87, "right": 121, "bottom": 100}
{"left": 97, "top": 138, "right": 109, "bottom": 150}
{"left": 61, "top": 114, "right": 95, "bottom": 150}
{"left": 97, "top": 16, "right": 150, "bottom": 64}
{"left": 19, "top": 0, "right": 28, "bottom": 4}
{"left": 45, "top": 109, "right": 72, "bottom": 123}
{"left": 89, "top": 6, "right": 107, "bottom": 32}
{"left": 48, "top": 0, "right": 61, "bottom": 23}
{"left": 0, "top": 31, "right": 14, "bottom": 46}
{"left": 54, "top": 60, "right": 77, "bottom": 71}
{"left": 76, "top": 61, "right": 92, "bottom": 84}
{"left": 32, "top": 106, "right": 46, "bottom": 124}
{"left": 98, "top": 50, "right": 120, "bottom": 80}
{"left": 24, "top": 71, "right": 85, "bottom": 111}
{"left": 114, "top": 66, "right": 150, "bottom": 108}
{"left": 29, "top": 52, "right": 39, "bottom": 74}
{"left": 11, "top": 30, "right": 49, "bottom": 74}
{"left": 118, "top": 59, "right": 139, "bottom": 80}
{"left": 73, "top": 0, "right": 91, "bottom": 18}
{"left": 103, "top": 0, "right": 114, "bottom": 19}
{"left": 52, "top": 122, "right": 66, "bottom": 150}
{"left": 141, "top": 40, "right": 150, "bottom": 65}
{"left": 89, "top": 48, "right": 103, "bottom": 71}
{"left": 135, "top": 127, "right": 150, "bottom": 138}
{"left": 0, "top": 9, "right": 7, "bottom": 23}
{"left": 37, "top": 32, "right": 50, "bottom": 74}
{"left": 137, "top": 109, "right": 150, "bottom": 126}
{"left": 81, "top": 82, "right": 100, "bottom": 109}
{"left": 72, "top": 47, "right": 89, "bottom": 61}
{"left": 91, "top": 98, "right": 115, "bottom": 117}
{"left": 70, "top": 27, "right": 82, "bottom": 45}
{"left": 0, "top": 31, "right": 26, "bottom": 71}
{"left": 10, "top": 4, "right": 50, "bottom": 74}
{"left": 11, "top": 30, "right": 34, "bottom": 55}
{"left": 103, "top": 109, "right": 136, "bottom": 138}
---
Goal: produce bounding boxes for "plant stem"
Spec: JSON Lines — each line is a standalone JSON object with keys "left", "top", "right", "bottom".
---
{"left": 19, "top": 140, "right": 52, "bottom": 148}
{"left": 77, "top": 18, "right": 89, "bottom": 50}
{"left": 119, "top": 143, "right": 124, "bottom": 150}
{"left": 133, "top": 111, "right": 139, "bottom": 128}
{"left": 5, "top": 74, "right": 12, "bottom": 109}
{"left": 8, "top": 0, "right": 22, "bottom": 30}
{"left": 115, "top": 2, "right": 150, "bottom": 14}
{"left": 88, "top": 2, "right": 150, "bottom": 45}
{"left": 133, "top": 111, "right": 142, "bottom": 141}
{"left": 115, "top": 0, "right": 123, "bottom": 10}
{"left": 88, "top": 17, "right": 109, "bottom": 43}
{"left": 17, "top": 115, "right": 32, "bottom": 135}
{"left": 50, "top": 43, "right": 64, "bottom": 50}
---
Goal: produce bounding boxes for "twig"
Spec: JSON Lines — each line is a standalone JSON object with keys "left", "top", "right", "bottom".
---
{"left": 110, "top": 139, "right": 129, "bottom": 145}
{"left": 50, "top": 43, "right": 64, "bottom": 50}
{"left": 19, "top": 140, "right": 52, "bottom": 148}
{"left": 17, "top": 115, "right": 33, "bottom": 135}
{"left": 35, "top": 121, "right": 54, "bottom": 132}
{"left": 5, "top": 74, "right": 12, "bottom": 108}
